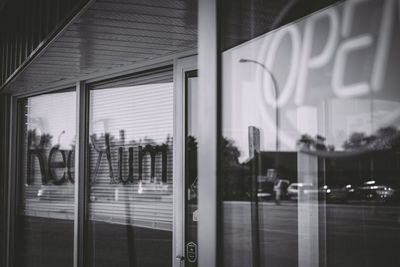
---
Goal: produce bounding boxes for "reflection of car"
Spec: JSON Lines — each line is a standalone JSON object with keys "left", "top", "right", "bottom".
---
{"left": 297, "top": 184, "right": 354, "bottom": 202}
{"left": 355, "top": 183, "right": 396, "bottom": 202}
{"left": 275, "top": 179, "right": 290, "bottom": 199}
{"left": 257, "top": 191, "right": 272, "bottom": 200}
{"left": 302, "top": 185, "right": 327, "bottom": 200}
{"left": 256, "top": 176, "right": 273, "bottom": 200}
{"left": 257, "top": 179, "right": 289, "bottom": 200}
{"left": 287, "top": 183, "right": 313, "bottom": 200}
{"left": 324, "top": 185, "right": 354, "bottom": 202}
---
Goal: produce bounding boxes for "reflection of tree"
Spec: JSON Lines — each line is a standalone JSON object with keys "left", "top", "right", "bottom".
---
{"left": 187, "top": 135, "right": 198, "bottom": 199}
{"left": 369, "top": 127, "right": 400, "bottom": 150}
{"left": 296, "top": 127, "right": 400, "bottom": 153}
{"left": 343, "top": 126, "right": 400, "bottom": 151}
{"left": 141, "top": 136, "right": 157, "bottom": 146}
{"left": 27, "top": 129, "right": 53, "bottom": 149}
{"left": 187, "top": 135, "right": 198, "bottom": 184}
{"left": 296, "top": 134, "right": 331, "bottom": 151}
{"left": 188, "top": 135, "right": 252, "bottom": 200}
{"left": 221, "top": 137, "right": 250, "bottom": 200}
{"left": 343, "top": 132, "right": 373, "bottom": 150}
{"left": 221, "top": 137, "right": 241, "bottom": 166}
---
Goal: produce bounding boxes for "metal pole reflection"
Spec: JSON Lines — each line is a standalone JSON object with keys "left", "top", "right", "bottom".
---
{"left": 239, "top": 58, "right": 280, "bottom": 151}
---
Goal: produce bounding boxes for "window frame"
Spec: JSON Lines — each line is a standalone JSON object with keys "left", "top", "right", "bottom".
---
{"left": 5, "top": 55, "right": 216, "bottom": 267}
{"left": 8, "top": 87, "right": 78, "bottom": 267}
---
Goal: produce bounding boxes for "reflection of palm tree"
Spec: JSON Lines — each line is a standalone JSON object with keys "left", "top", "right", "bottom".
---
{"left": 40, "top": 134, "right": 52, "bottom": 147}
{"left": 297, "top": 134, "right": 328, "bottom": 151}
{"left": 28, "top": 129, "right": 53, "bottom": 148}
{"left": 315, "top": 135, "right": 327, "bottom": 151}
{"left": 297, "top": 134, "right": 314, "bottom": 150}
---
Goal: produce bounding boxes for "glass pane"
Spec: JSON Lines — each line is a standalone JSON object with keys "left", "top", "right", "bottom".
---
{"left": 185, "top": 72, "right": 199, "bottom": 266}
{"left": 88, "top": 75, "right": 174, "bottom": 266}
{"left": 220, "top": 1, "right": 400, "bottom": 267}
{"left": 16, "top": 91, "right": 76, "bottom": 267}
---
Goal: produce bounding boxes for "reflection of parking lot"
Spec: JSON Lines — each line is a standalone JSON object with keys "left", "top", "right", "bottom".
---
{"left": 224, "top": 201, "right": 400, "bottom": 267}
{"left": 259, "top": 180, "right": 400, "bottom": 205}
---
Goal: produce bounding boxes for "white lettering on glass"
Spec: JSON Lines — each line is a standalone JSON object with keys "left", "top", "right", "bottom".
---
{"left": 263, "top": 25, "right": 301, "bottom": 108}
{"left": 251, "top": 0, "right": 396, "bottom": 106}
{"left": 332, "top": 35, "right": 373, "bottom": 98}
{"left": 295, "top": 8, "right": 339, "bottom": 105}
{"left": 341, "top": 0, "right": 369, "bottom": 38}
{"left": 371, "top": 0, "right": 395, "bottom": 92}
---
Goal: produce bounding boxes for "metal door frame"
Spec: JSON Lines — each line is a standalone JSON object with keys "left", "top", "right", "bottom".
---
{"left": 173, "top": 55, "right": 198, "bottom": 267}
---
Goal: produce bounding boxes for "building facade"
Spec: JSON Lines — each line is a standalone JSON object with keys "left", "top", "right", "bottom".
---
{"left": 1, "top": 0, "right": 400, "bottom": 266}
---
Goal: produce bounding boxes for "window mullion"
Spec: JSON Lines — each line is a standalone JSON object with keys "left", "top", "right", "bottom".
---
{"left": 74, "top": 81, "right": 90, "bottom": 267}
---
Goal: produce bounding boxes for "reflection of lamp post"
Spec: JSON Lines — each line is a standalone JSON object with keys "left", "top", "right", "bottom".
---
{"left": 239, "top": 58, "right": 280, "bottom": 151}
{"left": 58, "top": 130, "right": 65, "bottom": 146}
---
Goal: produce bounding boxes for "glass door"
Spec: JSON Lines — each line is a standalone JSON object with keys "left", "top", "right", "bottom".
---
{"left": 174, "top": 56, "right": 198, "bottom": 267}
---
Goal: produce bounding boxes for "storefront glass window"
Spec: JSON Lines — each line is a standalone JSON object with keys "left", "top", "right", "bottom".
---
{"left": 87, "top": 68, "right": 174, "bottom": 266}
{"left": 16, "top": 91, "right": 76, "bottom": 267}
{"left": 220, "top": 0, "right": 400, "bottom": 266}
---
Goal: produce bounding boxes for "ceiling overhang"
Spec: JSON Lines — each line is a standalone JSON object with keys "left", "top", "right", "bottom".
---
{"left": 2, "top": 0, "right": 197, "bottom": 96}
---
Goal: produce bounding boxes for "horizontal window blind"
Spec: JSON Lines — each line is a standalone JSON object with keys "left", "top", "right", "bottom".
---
{"left": 17, "top": 91, "right": 76, "bottom": 267}
{"left": 92, "top": 66, "right": 173, "bottom": 90}
{"left": 20, "top": 92, "right": 76, "bottom": 220}
{"left": 89, "top": 66, "right": 174, "bottom": 231}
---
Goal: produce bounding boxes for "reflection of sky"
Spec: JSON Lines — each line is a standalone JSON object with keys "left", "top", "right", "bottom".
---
{"left": 26, "top": 83, "right": 173, "bottom": 150}
{"left": 222, "top": 1, "right": 400, "bottom": 162}
{"left": 90, "top": 83, "right": 173, "bottom": 143}
{"left": 27, "top": 92, "right": 76, "bottom": 149}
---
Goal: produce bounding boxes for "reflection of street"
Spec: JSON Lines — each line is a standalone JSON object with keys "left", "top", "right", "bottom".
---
{"left": 224, "top": 201, "right": 400, "bottom": 267}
